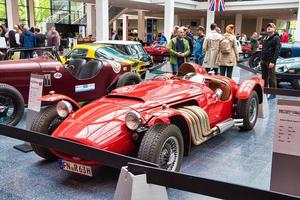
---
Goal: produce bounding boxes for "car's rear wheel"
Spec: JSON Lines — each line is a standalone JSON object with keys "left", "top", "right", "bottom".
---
{"left": 236, "top": 91, "right": 259, "bottom": 131}
{"left": 137, "top": 123, "right": 184, "bottom": 172}
{"left": 291, "top": 75, "right": 300, "bottom": 89}
{"left": 249, "top": 51, "right": 261, "bottom": 70}
{"left": 116, "top": 72, "right": 142, "bottom": 88}
{"left": 0, "top": 83, "right": 24, "bottom": 126}
{"left": 30, "top": 106, "right": 62, "bottom": 160}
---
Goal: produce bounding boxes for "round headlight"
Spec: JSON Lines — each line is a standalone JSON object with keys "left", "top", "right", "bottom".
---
{"left": 125, "top": 111, "right": 142, "bottom": 130}
{"left": 56, "top": 100, "right": 73, "bottom": 118}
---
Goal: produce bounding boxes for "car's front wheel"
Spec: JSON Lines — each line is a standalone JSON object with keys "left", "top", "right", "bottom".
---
{"left": 236, "top": 91, "right": 259, "bottom": 131}
{"left": 30, "top": 106, "right": 62, "bottom": 160}
{"left": 0, "top": 83, "right": 25, "bottom": 126}
{"left": 137, "top": 123, "right": 184, "bottom": 171}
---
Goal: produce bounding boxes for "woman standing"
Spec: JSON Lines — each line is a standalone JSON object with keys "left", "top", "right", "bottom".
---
{"left": 217, "top": 24, "right": 239, "bottom": 78}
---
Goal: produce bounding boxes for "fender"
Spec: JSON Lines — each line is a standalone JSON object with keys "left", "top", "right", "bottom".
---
{"left": 236, "top": 77, "right": 264, "bottom": 103}
{"left": 39, "top": 93, "right": 81, "bottom": 110}
{"left": 144, "top": 106, "right": 192, "bottom": 155}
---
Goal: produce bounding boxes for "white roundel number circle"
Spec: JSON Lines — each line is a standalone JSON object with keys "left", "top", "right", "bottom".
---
{"left": 108, "top": 60, "right": 121, "bottom": 74}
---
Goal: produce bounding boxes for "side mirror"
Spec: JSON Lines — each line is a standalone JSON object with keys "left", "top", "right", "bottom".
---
{"left": 214, "top": 88, "right": 223, "bottom": 100}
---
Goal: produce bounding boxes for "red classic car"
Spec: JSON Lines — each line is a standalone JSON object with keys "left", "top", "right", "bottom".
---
{"left": 30, "top": 63, "right": 264, "bottom": 175}
{"left": 144, "top": 43, "right": 169, "bottom": 63}
{"left": 0, "top": 47, "right": 141, "bottom": 126}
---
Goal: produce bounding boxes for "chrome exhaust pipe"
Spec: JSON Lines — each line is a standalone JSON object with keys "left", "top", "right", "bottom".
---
{"left": 215, "top": 119, "right": 235, "bottom": 134}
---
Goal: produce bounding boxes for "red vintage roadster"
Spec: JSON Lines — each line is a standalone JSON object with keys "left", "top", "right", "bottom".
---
{"left": 0, "top": 47, "right": 141, "bottom": 126}
{"left": 30, "top": 63, "right": 264, "bottom": 175}
{"left": 144, "top": 43, "right": 169, "bottom": 63}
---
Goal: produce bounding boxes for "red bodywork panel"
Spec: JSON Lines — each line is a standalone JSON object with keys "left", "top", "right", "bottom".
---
{"left": 49, "top": 68, "right": 263, "bottom": 166}
{"left": 0, "top": 57, "right": 131, "bottom": 104}
{"left": 144, "top": 45, "right": 169, "bottom": 62}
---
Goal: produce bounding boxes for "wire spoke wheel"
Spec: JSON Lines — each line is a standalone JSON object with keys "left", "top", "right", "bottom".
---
{"left": 0, "top": 95, "right": 17, "bottom": 124}
{"left": 159, "top": 136, "right": 180, "bottom": 171}
{"left": 249, "top": 97, "right": 258, "bottom": 124}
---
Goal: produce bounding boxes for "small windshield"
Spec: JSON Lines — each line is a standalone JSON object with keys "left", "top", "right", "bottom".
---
{"left": 183, "top": 73, "right": 205, "bottom": 84}
{"left": 126, "top": 44, "right": 147, "bottom": 60}
{"left": 68, "top": 48, "right": 88, "bottom": 59}
{"left": 95, "top": 46, "right": 131, "bottom": 61}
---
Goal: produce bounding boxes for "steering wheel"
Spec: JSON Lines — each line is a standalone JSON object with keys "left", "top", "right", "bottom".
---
{"left": 42, "top": 51, "right": 55, "bottom": 59}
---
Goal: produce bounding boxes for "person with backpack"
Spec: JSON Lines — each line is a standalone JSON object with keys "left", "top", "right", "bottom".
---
{"left": 261, "top": 23, "right": 281, "bottom": 100}
{"left": 194, "top": 26, "right": 205, "bottom": 65}
{"left": 203, "top": 23, "right": 223, "bottom": 74}
{"left": 167, "top": 27, "right": 190, "bottom": 75}
{"left": 216, "top": 24, "right": 239, "bottom": 78}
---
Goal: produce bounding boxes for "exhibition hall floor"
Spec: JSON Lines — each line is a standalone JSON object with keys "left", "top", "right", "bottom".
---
{"left": 0, "top": 65, "right": 297, "bottom": 200}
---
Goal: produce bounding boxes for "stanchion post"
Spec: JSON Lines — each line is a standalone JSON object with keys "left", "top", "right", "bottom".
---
{"left": 114, "top": 167, "right": 168, "bottom": 200}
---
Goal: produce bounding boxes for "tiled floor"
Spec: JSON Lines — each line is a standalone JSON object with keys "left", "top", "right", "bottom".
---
{"left": 0, "top": 65, "right": 298, "bottom": 200}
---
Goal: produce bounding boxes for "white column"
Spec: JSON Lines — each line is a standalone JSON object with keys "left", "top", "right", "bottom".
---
{"left": 86, "top": 3, "right": 93, "bottom": 36}
{"left": 164, "top": 0, "right": 175, "bottom": 41}
{"left": 113, "top": 20, "right": 118, "bottom": 32}
{"left": 235, "top": 13, "right": 242, "bottom": 35}
{"left": 96, "top": 0, "right": 109, "bottom": 41}
{"left": 206, "top": 11, "right": 215, "bottom": 33}
{"left": 122, "top": 15, "right": 128, "bottom": 41}
{"left": 138, "top": 10, "right": 145, "bottom": 40}
{"left": 256, "top": 16, "right": 263, "bottom": 33}
{"left": 221, "top": 19, "right": 226, "bottom": 33}
{"left": 174, "top": 14, "right": 179, "bottom": 26}
{"left": 200, "top": 17, "right": 205, "bottom": 27}
{"left": 295, "top": 0, "right": 300, "bottom": 41}
{"left": 28, "top": 0, "right": 35, "bottom": 27}
{"left": 6, "top": 0, "right": 19, "bottom": 30}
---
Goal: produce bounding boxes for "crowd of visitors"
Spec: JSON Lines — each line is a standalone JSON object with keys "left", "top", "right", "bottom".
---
{"left": 0, "top": 23, "right": 61, "bottom": 59}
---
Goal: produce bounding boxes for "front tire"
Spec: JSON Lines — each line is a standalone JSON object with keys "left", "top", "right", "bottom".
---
{"left": 236, "top": 91, "right": 259, "bottom": 131}
{"left": 138, "top": 123, "right": 184, "bottom": 171}
{"left": 249, "top": 51, "right": 261, "bottom": 70}
{"left": 116, "top": 72, "right": 142, "bottom": 88}
{"left": 0, "top": 83, "right": 24, "bottom": 126}
{"left": 30, "top": 106, "right": 61, "bottom": 160}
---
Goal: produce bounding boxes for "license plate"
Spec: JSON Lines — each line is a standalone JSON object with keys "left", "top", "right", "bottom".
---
{"left": 144, "top": 61, "right": 150, "bottom": 65}
{"left": 59, "top": 160, "right": 93, "bottom": 177}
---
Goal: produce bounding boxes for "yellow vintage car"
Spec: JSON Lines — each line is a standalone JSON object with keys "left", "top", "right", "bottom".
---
{"left": 61, "top": 43, "right": 146, "bottom": 75}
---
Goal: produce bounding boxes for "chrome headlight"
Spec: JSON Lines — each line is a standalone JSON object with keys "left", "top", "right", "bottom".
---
{"left": 56, "top": 100, "right": 73, "bottom": 118}
{"left": 125, "top": 111, "right": 142, "bottom": 130}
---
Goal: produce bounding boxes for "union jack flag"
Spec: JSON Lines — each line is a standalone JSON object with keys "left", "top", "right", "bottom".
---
{"left": 209, "top": 0, "right": 225, "bottom": 12}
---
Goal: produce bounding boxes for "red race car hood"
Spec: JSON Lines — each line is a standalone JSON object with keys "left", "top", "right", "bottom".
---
{"left": 52, "top": 100, "right": 134, "bottom": 148}
{"left": 108, "top": 79, "right": 203, "bottom": 109}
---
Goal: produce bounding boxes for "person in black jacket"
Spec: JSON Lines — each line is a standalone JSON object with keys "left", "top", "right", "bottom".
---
{"left": 261, "top": 23, "right": 281, "bottom": 99}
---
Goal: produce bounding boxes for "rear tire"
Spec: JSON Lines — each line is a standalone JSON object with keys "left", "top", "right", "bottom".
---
{"left": 138, "top": 123, "right": 184, "bottom": 172}
{"left": 236, "top": 91, "right": 259, "bottom": 131}
{"left": 116, "top": 72, "right": 142, "bottom": 88}
{"left": 0, "top": 83, "right": 24, "bottom": 126}
{"left": 30, "top": 106, "right": 61, "bottom": 160}
{"left": 291, "top": 76, "right": 300, "bottom": 89}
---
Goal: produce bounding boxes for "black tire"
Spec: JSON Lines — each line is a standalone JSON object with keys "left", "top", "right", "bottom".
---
{"left": 291, "top": 76, "right": 300, "bottom": 89}
{"left": 137, "top": 123, "right": 184, "bottom": 171}
{"left": 0, "top": 83, "right": 24, "bottom": 126}
{"left": 116, "top": 72, "right": 142, "bottom": 88}
{"left": 249, "top": 51, "right": 261, "bottom": 70}
{"left": 236, "top": 91, "right": 259, "bottom": 131}
{"left": 30, "top": 106, "right": 61, "bottom": 160}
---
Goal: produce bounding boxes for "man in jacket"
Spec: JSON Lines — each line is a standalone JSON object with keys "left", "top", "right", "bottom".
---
{"left": 20, "top": 25, "right": 36, "bottom": 59}
{"left": 203, "top": 23, "right": 223, "bottom": 74}
{"left": 194, "top": 26, "right": 205, "bottom": 65}
{"left": 261, "top": 23, "right": 281, "bottom": 99}
{"left": 216, "top": 24, "right": 239, "bottom": 78}
{"left": 167, "top": 27, "right": 190, "bottom": 75}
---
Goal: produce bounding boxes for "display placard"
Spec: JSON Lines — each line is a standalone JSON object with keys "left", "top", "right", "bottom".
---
{"left": 0, "top": 37, "right": 7, "bottom": 48}
{"left": 270, "top": 99, "right": 300, "bottom": 196}
{"left": 27, "top": 74, "right": 44, "bottom": 112}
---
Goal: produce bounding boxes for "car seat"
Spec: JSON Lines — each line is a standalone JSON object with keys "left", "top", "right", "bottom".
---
{"left": 76, "top": 60, "right": 103, "bottom": 80}
{"left": 178, "top": 63, "right": 197, "bottom": 76}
